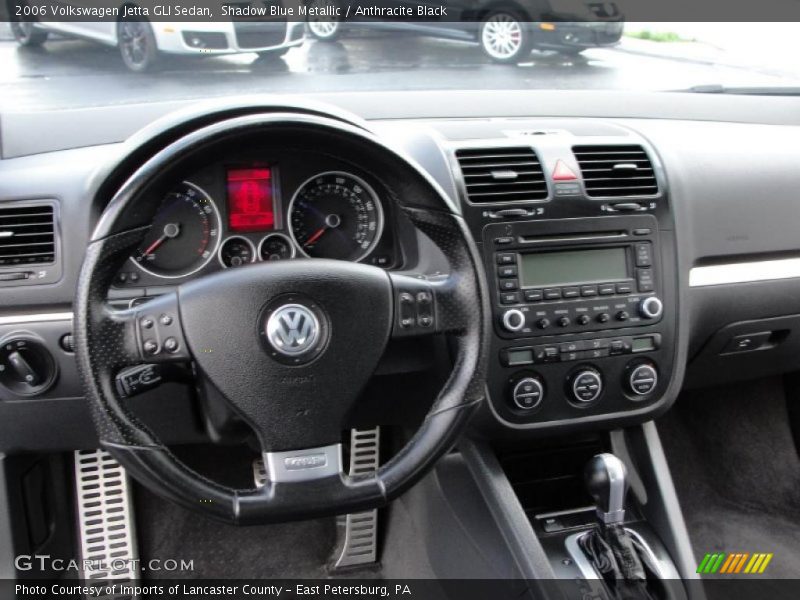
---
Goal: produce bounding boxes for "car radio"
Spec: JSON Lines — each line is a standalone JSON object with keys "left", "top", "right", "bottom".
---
{"left": 486, "top": 217, "right": 663, "bottom": 339}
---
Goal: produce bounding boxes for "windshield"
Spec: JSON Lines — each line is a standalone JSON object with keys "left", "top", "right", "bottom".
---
{"left": 2, "top": 11, "right": 799, "bottom": 111}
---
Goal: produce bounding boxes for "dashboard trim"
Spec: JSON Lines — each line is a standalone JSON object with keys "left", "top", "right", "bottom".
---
{"left": 0, "top": 311, "right": 74, "bottom": 325}
{"left": 689, "top": 257, "right": 800, "bottom": 287}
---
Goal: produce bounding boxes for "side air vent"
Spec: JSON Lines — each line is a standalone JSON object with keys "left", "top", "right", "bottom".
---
{"left": 0, "top": 203, "right": 56, "bottom": 267}
{"left": 455, "top": 147, "right": 548, "bottom": 203}
{"left": 572, "top": 145, "right": 659, "bottom": 198}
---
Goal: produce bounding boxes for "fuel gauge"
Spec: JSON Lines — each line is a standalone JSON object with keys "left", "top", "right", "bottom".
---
{"left": 258, "top": 233, "right": 295, "bottom": 261}
{"left": 218, "top": 237, "right": 256, "bottom": 268}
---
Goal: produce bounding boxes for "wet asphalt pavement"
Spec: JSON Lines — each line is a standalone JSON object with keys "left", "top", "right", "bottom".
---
{"left": 2, "top": 30, "right": 800, "bottom": 111}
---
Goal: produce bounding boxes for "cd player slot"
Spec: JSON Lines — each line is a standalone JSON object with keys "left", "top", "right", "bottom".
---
{"left": 518, "top": 231, "right": 628, "bottom": 245}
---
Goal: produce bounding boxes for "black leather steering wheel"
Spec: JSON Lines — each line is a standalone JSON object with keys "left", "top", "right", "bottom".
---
{"left": 75, "top": 105, "right": 489, "bottom": 524}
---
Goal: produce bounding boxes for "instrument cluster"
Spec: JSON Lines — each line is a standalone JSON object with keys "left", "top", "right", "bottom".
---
{"left": 113, "top": 155, "right": 399, "bottom": 290}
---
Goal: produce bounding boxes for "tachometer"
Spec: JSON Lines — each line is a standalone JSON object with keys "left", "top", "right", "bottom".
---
{"left": 131, "top": 182, "right": 221, "bottom": 278}
{"left": 288, "top": 172, "right": 384, "bottom": 262}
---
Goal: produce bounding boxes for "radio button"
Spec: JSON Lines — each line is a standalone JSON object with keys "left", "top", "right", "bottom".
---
{"left": 635, "top": 243, "right": 653, "bottom": 267}
{"left": 639, "top": 296, "right": 664, "bottom": 319}
{"left": 615, "top": 310, "right": 630, "bottom": 322}
{"left": 502, "top": 309, "right": 526, "bottom": 332}
{"left": 498, "top": 265, "right": 518, "bottom": 278}
{"left": 524, "top": 289, "right": 543, "bottom": 302}
{"left": 494, "top": 237, "right": 513, "bottom": 245}
{"left": 557, "top": 316, "right": 570, "bottom": 328}
{"left": 616, "top": 282, "right": 633, "bottom": 294}
{"left": 562, "top": 286, "right": 580, "bottom": 298}
{"left": 580, "top": 285, "right": 598, "bottom": 297}
{"left": 536, "top": 318, "right": 551, "bottom": 329}
{"left": 500, "top": 279, "right": 519, "bottom": 291}
{"left": 496, "top": 253, "right": 516, "bottom": 265}
{"left": 596, "top": 312, "right": 610, "bottom": 323}
{"left": 576, "top": 314, "right": 591, "bottom": 326}
{"left": 543, "top": 288, "right": 562, "bottom": 300}
{"left": 598, "top": 284, "right": 616, "bottom": 295}
{"left": 500, "top": 292, "right": 521, "bottom": 305}
{"left": 636, "top": 268, "right": 654, "bottom": 292}
{"left": 632, "top": 228, "right": 652, "bottom": 236}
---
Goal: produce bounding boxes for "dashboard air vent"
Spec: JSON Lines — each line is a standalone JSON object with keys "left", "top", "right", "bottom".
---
{"left": 455, "top": 147, "right": 548, "bottom": 203}
{"left": 572, "top": 145, "right": 659, "bottom": 198}
{"left": 0, "top": 203, "right": 56, "bottom": 267}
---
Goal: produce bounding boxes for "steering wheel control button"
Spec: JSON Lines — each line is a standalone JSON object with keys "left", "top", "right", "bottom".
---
{"left": 639, "top": 296, "right": 664, "bottom": 319}
{"left": 392, "top": 279, "right": 437, "bottom": 336}
{"left": 628, "top": 363, "right": 658, "bottom": 396}
{"left": 511, "top": 376, "right": 544, "bottom": 411}
{"left": 134, "top": 293, "right": 190, "bottom": 362}
{"left": 570, "top": 369, "right": 603, "bottom": 404}
{"left": 115, "top": 364, "right": 162, "bottom": 398}
{"left": 502, "top": 309, "right": 526, "bottom": 332}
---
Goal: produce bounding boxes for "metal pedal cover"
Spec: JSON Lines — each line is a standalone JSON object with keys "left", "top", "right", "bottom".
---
{"left": 74, "top": 449, "right": 140, "bottom": 588}
{"left": 334, "top": 427, "right": 380, "bottom": 569}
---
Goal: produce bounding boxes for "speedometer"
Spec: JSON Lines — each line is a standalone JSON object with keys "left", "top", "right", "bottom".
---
{"left": 131, "top": 182, "right": 221, "bottom": 278}
{"left": 288, "top": 172, "right": 384, "bottom": 262}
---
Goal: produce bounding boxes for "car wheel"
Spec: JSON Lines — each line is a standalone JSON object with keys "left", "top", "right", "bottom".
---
{"left": 479, "top": 12, "right": 531, "bottom": 64}
{"left": 305, "top": 0, "right": 341, "bottom": 41}
{"left": 10, "top": 20, "right": 48, "bottom": 47}
{"left": 117, "top": 19, "right": 159, "bottom": 72}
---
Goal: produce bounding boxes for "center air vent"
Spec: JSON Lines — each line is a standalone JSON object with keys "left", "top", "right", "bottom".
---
{"left": 572, "top": 145, "right": 659, "bottom": 199}
{"left": 0, "top": 203, "right": 56, "bottom": 267}
{"left": 455, "top": 147, "right": 548, "bottom": 203}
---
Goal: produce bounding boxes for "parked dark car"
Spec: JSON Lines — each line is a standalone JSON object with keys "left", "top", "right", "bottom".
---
{"left": 304, "top": 0, "right": 624, "bottom": 63}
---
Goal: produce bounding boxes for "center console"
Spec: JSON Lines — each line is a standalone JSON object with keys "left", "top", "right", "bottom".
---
{"left": 446, "top": 125, "right": 679, "bottom": 432}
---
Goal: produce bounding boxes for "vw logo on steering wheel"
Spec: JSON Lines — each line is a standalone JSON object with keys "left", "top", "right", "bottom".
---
{"left": 266, "top": 304, "right": 320, "bottom": 356}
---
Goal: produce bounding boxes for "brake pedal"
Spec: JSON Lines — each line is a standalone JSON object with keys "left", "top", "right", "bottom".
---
{"left": 74, "top": 449, "right": 140, "bottom": 587}
{"left": 251, "top": 428, "right": 381, "bottom": 568}
{"left": 333, "top": 427, "right": 381, "bottom": 569}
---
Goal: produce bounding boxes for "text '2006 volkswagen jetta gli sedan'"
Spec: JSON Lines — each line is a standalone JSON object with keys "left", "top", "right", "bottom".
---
{"left": 2, "top": 3, "right": 800, "bottom": 600}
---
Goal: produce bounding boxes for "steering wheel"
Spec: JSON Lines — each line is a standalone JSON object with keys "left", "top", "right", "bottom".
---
{"left": 75, "top": 105, "right": 489, "bottom": 524}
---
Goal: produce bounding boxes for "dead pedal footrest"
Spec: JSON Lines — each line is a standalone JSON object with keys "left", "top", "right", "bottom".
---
{"left": 74, "top": 449, "right": 140, "bottom": 595}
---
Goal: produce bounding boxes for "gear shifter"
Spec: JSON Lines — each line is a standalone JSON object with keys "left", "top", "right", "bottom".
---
{"left": 585, "top": 453, "right": 628, "bottom": 526}
{"left": 579, "top": 453, "right": 653, "bottom": 599}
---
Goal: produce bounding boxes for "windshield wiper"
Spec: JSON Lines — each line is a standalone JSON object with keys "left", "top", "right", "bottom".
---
{"left": 682, "top": 84, "right": 800, "bottom": 96}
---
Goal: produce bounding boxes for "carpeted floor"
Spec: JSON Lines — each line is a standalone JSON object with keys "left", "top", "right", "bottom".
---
{"left": 657, "top": 377, "right": 800, "bottom": 584}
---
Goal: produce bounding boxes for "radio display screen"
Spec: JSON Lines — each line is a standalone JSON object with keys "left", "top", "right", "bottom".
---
{"left": 519, "top": 248, "right": 628, "bottom": 288}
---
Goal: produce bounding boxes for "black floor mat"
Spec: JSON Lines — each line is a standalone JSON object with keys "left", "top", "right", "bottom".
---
{"left": 133, "top": 484, "right": 338, "bottom": 579}
{"left": 657, "top": 377, "right": 800, "bottom": 584}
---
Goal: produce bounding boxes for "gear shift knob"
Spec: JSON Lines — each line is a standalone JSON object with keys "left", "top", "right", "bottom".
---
{"left": 585, "top": 453, "right": 628, "bottom": 525}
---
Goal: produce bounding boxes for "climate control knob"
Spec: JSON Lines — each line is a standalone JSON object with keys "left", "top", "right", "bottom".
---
{"left": 511, "top": 376, "right": 545, "bottom": 410}
{"left": 639, "top": 296, "right": 664, "bottom": 319}
{"left": 502, "top": 309, "right": 526, "bottom": 332}
{"left": 628, "top": 363, "right": 658, "bottom": 396}
{"left": 569, "top": 368, "right": 603, "bottom": 404}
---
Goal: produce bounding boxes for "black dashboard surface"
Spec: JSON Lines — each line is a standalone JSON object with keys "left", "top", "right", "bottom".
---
{"left": 3, "top": 92, "right": 800, "bottom": 451}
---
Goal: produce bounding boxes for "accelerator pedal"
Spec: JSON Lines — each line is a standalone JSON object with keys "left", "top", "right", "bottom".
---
{"left": 74, "top": 449, "right": 140, "bottom": 595}
{"left": 333, "top": 427, "right": 381, "bottom": 570}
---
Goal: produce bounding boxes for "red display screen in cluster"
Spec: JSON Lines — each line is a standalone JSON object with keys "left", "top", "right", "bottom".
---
{"left": 226, "top": 167, "right": 276, "bottom": 232}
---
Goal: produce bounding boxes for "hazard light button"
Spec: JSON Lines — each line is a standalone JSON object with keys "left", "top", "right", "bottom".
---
{"left": 552, "top": 160, "right": 578, "bottom": 181}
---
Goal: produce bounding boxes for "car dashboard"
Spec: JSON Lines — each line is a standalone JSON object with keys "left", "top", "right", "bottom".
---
{"left": 3, "top": 90, "right": 800, "bottom": 453}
